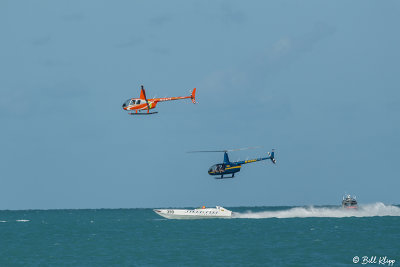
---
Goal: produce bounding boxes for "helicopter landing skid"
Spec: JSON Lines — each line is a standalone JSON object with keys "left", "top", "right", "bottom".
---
{"left": 129, "top": 112, "right": 158, "bottom": 115}
{"left": 215, "top": 174, "right": 235, "bottom": 179}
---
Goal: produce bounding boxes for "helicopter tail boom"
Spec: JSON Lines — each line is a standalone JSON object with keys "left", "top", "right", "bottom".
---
{"left": 235, "top": 149, "right": 276, "bottom": 165}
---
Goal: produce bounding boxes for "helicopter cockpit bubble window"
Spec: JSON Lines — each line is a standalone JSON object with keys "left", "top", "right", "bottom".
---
{"left": 123, "top": 99, "right": 131, "bottom": 107}
{"left": 209, "top": 165, "right": 218, "bottom": 172}
{"left": 217, "top": 164, "right": 225, "bottom": 171}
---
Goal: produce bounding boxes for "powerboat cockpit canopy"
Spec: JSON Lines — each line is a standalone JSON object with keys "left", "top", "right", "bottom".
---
{"left": 342, "top": 194, "right": 358, "bottom": 209}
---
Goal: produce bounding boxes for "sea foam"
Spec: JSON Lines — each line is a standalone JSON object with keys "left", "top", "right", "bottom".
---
{"left": 233, "top": 202, "right": 400, "bottom": 219}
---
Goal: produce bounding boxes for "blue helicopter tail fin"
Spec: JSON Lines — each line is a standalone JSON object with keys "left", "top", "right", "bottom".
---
{"left": 268, "top": 149, "right": 276, "bottom": 164}
{"left": 223, "top": 152, "right": 230, "bottom": 164}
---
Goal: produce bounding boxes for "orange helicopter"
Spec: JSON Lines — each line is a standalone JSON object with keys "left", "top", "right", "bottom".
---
{"left": 122, "top": 85, "right": 196, "bottom": 115}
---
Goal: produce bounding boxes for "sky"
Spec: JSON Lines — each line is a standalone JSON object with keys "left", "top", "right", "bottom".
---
{"left": 1, "top": 0, "right": 399, "bottom": 209}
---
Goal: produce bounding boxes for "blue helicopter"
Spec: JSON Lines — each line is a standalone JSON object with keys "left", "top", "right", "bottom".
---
{"left": 189, "top": 148, "right": 276, "bottom": 179}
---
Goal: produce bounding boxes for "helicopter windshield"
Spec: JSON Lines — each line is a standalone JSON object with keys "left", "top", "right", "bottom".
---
{"left": 122, "top": 99, "right": 131, "bottom": 108}
{"left": 209, "top": 164, "right": 225, "bottom": 173}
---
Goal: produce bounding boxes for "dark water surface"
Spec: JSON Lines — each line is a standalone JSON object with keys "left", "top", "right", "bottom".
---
{"left": 1, "top": 204, "right": 399, "bottom": 266}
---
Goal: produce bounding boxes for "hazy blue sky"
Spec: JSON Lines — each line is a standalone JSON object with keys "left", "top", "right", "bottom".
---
{"left": 1, "top": 1, "right": 399, "bottom": 209}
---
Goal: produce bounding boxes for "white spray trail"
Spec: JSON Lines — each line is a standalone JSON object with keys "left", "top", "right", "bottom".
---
{"left": 233, "top": 203, "right": 400, "bottom": 219}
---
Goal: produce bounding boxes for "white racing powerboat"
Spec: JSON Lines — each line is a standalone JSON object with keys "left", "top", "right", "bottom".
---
{"left": 153, "top": 206, "right": 232, "bottom": 219}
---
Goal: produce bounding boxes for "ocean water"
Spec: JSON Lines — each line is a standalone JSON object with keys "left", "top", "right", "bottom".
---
{"left": 1, "top": 203, "right": 399, "bottom": 267}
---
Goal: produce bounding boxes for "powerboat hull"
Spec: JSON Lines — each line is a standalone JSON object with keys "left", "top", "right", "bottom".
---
{"left": 153, "top": 206, "right": 232, "bottom": 219}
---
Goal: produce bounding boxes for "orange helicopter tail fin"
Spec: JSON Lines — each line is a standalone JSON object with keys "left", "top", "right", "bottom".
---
{"left": 191, "top": 88, "right": 196, "bottom": 104}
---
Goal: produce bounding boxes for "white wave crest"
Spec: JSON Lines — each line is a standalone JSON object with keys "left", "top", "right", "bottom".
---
{"left": 233, "top": 203, "right": 400, "bottom": 219}
{"left": 16, "top": 219, "right": 30, "bottom": 222}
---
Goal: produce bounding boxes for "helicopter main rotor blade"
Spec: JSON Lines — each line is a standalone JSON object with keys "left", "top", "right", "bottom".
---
{"left": 187, "top": 147, "right": 261, "bottom": 153}
{"left": 226, "top": 146, "right": 261, "bottom": 152}
{"left": 187, "top": 150, "right": 227, "bottom": 153}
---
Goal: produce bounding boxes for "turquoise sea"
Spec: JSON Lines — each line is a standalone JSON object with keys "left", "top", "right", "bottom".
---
{"left": 1, "top": 203, "right": 399, "bottom": 267}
